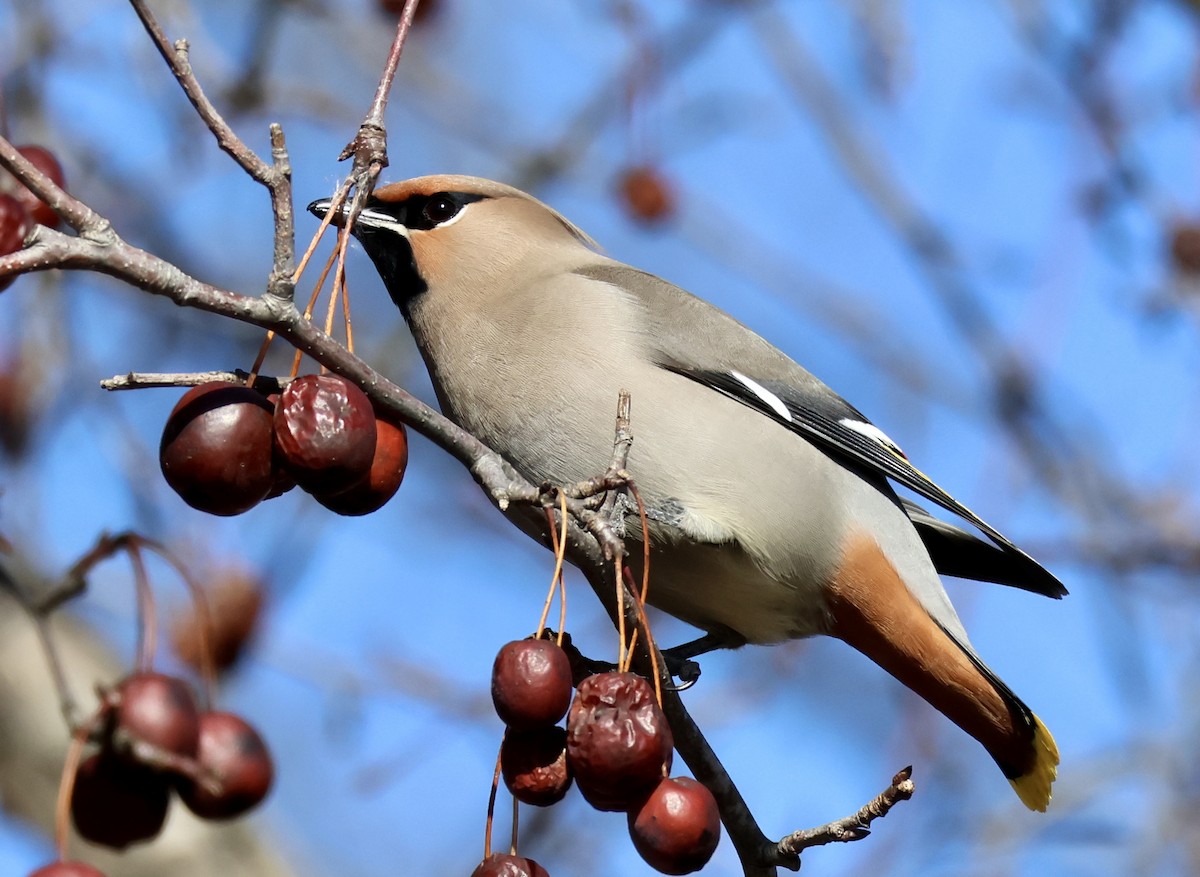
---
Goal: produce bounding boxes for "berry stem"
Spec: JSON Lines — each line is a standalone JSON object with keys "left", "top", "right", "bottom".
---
{"left": 126, "top": 544, "right": 157, "bottom": 674}
{"left": 294, "top": 181, "right": 350, "bottom": 284}
{"left": 290, "top": 247, "right": 339, "bottom": 380}
{"left": 54, "top": 710, "right": 100, "bottom": 859}
{"left": 139, "top": 538, "right": 217, "bottom": 711}
{"left": 535, "top": 493, "right": 569, "bottom": 640}
{"left": 244, "top": 330, "right": 277, "bottom": 388}
{"left": 615, "top": 560, "right": 628, "bottom": 673}
{"left": 509, "top": 794, "right": 519, "bottom": 856}
{"left": 483, "top": 742, "right": 503, "bottom": 859}
{"left": 341, "top": 273, "right": 355, "bottom": 355}
{"left": 627, "top": 482, "right": 662, "bottom": 705}
{"left": 322, "top": 260, "right": 341, "bottom": 345}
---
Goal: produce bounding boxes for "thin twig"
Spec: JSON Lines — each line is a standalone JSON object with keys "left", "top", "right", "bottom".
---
{"left": 127, "top": 0, "right": 273, "bottom": 184}
{"left": 100, "top": 370, "right": 282, "bottom": 392}
{"left": 0, "top": 136, "right": 106, "bottom": 235}
{"left": 776, "top": 766, "right": 915, "bottom": 856}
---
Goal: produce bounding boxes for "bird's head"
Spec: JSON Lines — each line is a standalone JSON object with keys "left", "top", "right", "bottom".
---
{"left": 307, "top": 175, "right": 597, "bottom": 314}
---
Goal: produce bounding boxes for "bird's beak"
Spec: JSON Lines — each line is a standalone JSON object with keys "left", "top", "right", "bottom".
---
{"left": 307, "top": 197, "right": 409, "bottom": 239}
{"left": 307, "top": 198, "right": 337, "bottom": 224}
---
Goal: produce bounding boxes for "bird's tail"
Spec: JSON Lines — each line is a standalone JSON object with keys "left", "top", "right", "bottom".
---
{"left": 825, "top": 534, "right": 1059, "bottom": 809}
{"left": 947, "top": 637, "right": 1059, "bottom": 810}
{"left": 1008, "top": 713, "right": 1059, "bottom": 811}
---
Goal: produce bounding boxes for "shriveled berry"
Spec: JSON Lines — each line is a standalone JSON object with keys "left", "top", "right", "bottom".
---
{"left": 491, "top": 639, "right": 573, "bottom": 730}
{"left": 71, "top": 751, "right": 170, "bottom": 849}
{"left": 159, "top": 382, "right": 276, "bottom": 515}
{"left": 176, "top": 711, "right": 273, "bottom": 819}
{"left": 28, "top": 861, "right": 107, "bottom": 877}
{"left": 470, "top": 853, "right": 550, "bottom": 877}
{"left": 12, "top": 145, "right": 65, "bottom": 228}
{"left": 115, "top": 672, "right": 200, "bottom": 762}
{"left": 501, "top": 726, "right": 572, "bottom": 807}
{"left": 618, "top": 166, "right": 676, "bottom": 225}
{"left": 566, "top": 671, "right": 673, "bottom": 811}
{"left": 273, "top": 374, "right": 376, "bottom": 494}
{"left": 0, "top": 193, "right": 32, "bottom": 293}
{"left": 628, "top": 776, "right": 721, "bottom": 874}
{"left": 315, "top": 413, "right": 408, "bottom": 515}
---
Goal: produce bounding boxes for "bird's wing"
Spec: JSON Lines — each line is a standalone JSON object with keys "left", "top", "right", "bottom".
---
{"left": 574, "top": 261, "right": 1067, "bottom": 600}
{"left": 659, "top": 366, "right": 1066, "bottom": 599}
{"left": 899, "top": 500, "right": 1064, "bottom": 597}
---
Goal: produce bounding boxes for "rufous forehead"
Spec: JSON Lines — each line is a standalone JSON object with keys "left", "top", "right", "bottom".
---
{"left": 371, "top": 175, "right": 514, "bottom": 203}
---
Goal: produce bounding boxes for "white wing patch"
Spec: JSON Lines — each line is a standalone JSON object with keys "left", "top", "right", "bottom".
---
{"left": 839, "top": 418, "right": 906, "bottom": 457}
{"left": 730, "top": 371, "right": 793, "bottom": 423}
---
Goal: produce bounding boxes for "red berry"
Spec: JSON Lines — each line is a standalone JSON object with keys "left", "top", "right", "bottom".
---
{"left": 628, "top": 777, "right": 721, "bottom": 874}
{"left": 171, "top": 569, "right": 264, "bottom": 674}
{"left": 314, "top": 413, "right": 408, "bottom": 515}
{"left": 0, "top": 193, "right": 32, "bottom": 293}
{"left": 470, "top": 853, "right": 550, "bottom": 877}
{"left": 618, "top": 167, "right": 676, "bottom": 224}
{"left": 70, "top": 751, "right": 170, "bottom": 849}
{"left": 273, "top": 374, "right": 376, "bottom": 494}
{"left": 566, "top": 671, "right": 673, "bottom": 812}
{"left": 12, "top": 145, "right": 65, "bottom": 228}
{"left": 1171, "top": 223, "right": 1200, "bottom": 275}
{"left": 501, "top": 726, "right": 572, "bottom": 807}
{"left": 115, "top": 672, "right": 200, "bottom": 762}
{"left": 0, "top": 354, "right": 36, "bottom": 457}
{"left": 159, "top": 382, "right": 276, "bottom": 515}
{"left": 491, "top": 640, "right": 573, "bottom": 730}
{"left": 263, "top": 393, "right": 298, "bottom": 499}
{"left": 176, "top": 711, "right": 273, "bottom": 819}
{"left": 28, "top": 862, "right": 107, "bottom": 877}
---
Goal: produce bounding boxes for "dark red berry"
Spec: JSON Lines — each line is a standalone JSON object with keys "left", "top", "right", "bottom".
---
{"left": 470, "top": 853, "right": 550, "bottom": 877}
{"left": 176, "top": 711, "right": 273, "bottom": 819}
{"left": 262, "top": 393, "right": 298, "bottom": 499}
{"left": 491, "top": 639, "right": 573, "bottom": 730}
{"left": 0, "top": 193, "right": 32, "bottom": 293}
{"left": 618, "top": 166, "right": 676, "bottom": 225}
{"left": 273, "top": 374, "right": 376, "bottom": 494}
{"left": 71, "top": 751, "right": 170, "bottom": 849}
{"left": 501, "top": 726, "right": 572, "bottom": 807}
{"left": 0, "top": 353, "right": 37, "bottom": 457}
{"left": 115, "top": 672, "right": 200, "bottom": 762}
{"left": 171, "top": 569, "right": 264, "bottom": 674}
{"left": 28, "top": 862, "right": 107, "bottom": 877}
{"left": 628, "top": 777, "right": 721, "bottom": 874}
{"left": 314, "top": 413, "right": 408, "bottom": 515}
{"left": 159, "top": 382, "right": 276, "bottom": 515}
{"left": 12, "top": 145, "right": 65, "bottom": 228}
{"left": 566, "top": 671, "right": 673, "bottom": 812}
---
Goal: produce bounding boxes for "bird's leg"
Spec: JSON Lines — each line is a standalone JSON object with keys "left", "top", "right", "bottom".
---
{"left": 660, "top": 627, "right": 748, "bottom": 687}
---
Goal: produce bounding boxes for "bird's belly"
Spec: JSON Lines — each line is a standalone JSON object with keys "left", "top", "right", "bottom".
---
{"left": 430, "top": 341, "right": 851, "bottom": 644}
{"left": 628, "top": 534, "right": 833, "bottom": 643}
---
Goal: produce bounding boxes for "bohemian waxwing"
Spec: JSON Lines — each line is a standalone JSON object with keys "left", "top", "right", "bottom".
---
{"left": 309, "top": 175, "right": 1064, "bottom": 811}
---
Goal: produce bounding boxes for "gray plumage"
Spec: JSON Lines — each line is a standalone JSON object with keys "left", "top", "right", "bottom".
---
{"left": 308, "top": 174, "right": 1063, "bottom": 810}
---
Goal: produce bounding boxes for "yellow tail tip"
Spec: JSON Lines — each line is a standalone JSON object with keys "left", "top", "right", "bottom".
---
{"left": 1008, "top": 714, "right": 1059, "bottom": 812}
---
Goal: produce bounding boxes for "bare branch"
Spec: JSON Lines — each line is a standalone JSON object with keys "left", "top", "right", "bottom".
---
{"left": 0, "top": 137, "right": 109, "bottom": 235}
{"left": 100, "top": 370, "right": 282, "bottom": 392}
{"left": 776, "top": 767, "right": 915, "bottom": 859}
{"left": 127, "top": 0, "right": 273, "bottom": 185}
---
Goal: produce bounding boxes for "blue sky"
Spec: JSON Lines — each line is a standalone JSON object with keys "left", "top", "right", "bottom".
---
{"left": 3, "top": 1, "right": 1200, "bottom": 875}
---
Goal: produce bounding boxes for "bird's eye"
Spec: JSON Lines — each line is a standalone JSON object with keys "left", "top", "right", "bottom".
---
{"left": 422, "top": 195, "right": 461, "bottom": 225}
